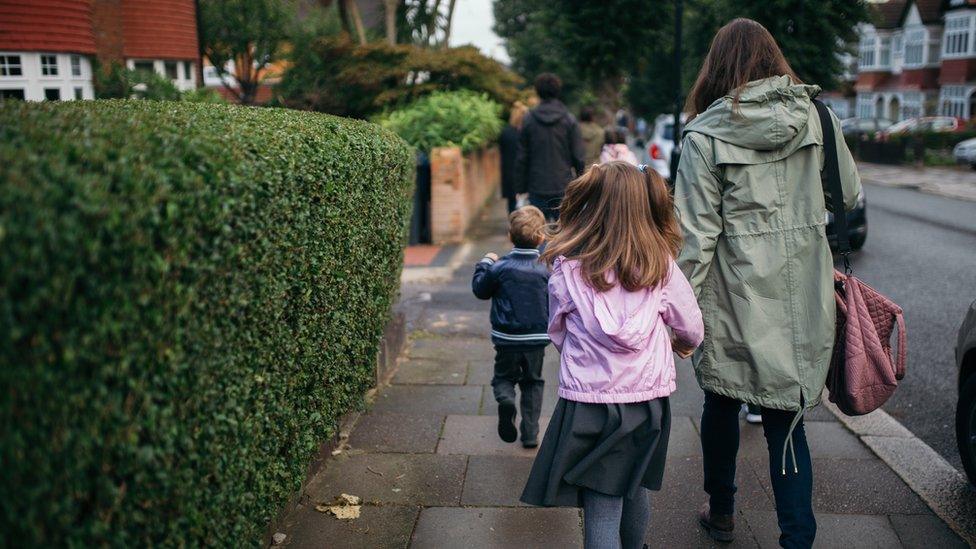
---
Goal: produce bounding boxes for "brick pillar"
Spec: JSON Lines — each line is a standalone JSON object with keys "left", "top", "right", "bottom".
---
{"left": 92, "top": 0, "right": 124, "bottom": 66}
{"left": 429, "top": 145, "right": 501, "bottom": 244}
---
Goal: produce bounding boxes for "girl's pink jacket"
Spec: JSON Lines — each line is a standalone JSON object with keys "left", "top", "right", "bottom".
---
{"left": 548, "top": 257, "right": 704, "bottom": 404}
{"left": 599, "top": 143, "right": 639, "bottom": 165}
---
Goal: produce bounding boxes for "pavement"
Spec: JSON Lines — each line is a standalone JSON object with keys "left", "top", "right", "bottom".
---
{"left": 273, "top": 199, "right": 971, "bottom": 548}
{"left": 856, "top": 162, "right": 976, "bottom": 202}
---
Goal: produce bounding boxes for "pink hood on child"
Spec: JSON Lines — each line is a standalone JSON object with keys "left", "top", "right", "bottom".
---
{"left": 548, "top": 257, "right": 703, "bottom": 403}
{"left": 599, "top": 143, "right": 639, "bottom": 166}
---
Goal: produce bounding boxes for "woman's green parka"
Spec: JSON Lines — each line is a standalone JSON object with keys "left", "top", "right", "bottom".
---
{"left": 674, "top": 75, "right": 862, "bottom": 412}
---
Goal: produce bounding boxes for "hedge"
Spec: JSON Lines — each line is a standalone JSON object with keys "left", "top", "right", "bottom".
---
{"left": 0, "top": 100, "right": 413, "bottom": 546}
{"left": 377, "top": 89, "right": 504, "bottom": 153}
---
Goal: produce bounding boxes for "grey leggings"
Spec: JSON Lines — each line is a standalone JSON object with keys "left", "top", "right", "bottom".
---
{"left": 582, "top": 488, "right": 650, "bottom": 549}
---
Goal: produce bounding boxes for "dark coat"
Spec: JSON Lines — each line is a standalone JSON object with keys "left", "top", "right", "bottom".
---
{"left": 499, "top": 124, "right": 519, "bottom": 199}
{"left": 516, "top": 100, "right": 585, "bottom": 197}
{"left": 472, "top": 248, "right": 550, "bottom": 348}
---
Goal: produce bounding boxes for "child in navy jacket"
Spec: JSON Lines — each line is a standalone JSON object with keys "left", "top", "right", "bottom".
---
{"left": 472, "top": 206, "right": 550, "bottom": 447}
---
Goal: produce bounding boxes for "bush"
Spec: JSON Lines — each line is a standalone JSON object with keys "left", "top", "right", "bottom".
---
{"left": 0, "top": 100, "right": 413, "bottom": 546}
{"left": 378, "top": 90, "right": 504, "bottom": 153}
{"left": 277, "top": 36, "right": 522, "bottom": 118}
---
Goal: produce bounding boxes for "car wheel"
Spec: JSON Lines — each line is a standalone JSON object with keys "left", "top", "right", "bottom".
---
{"left": 957, "top": 373, "right": 976, "bottom": 486}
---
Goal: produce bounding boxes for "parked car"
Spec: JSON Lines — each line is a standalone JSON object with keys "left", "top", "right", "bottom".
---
{"left": 825, "top": 189, "right": 867, "bottom": 251}
{"left": 841, "top": 117, "right": 893, "bottom": 139}
{"left": 882, "top": 116, "right": 965, "bottom": 138}
{"left": 953, "top": 137, "right": 976, "bottom": 168}
{"left": 646, "top": 113, "right": 687, "bottom": 180}
{"left": 957, "top": 298, "right": 976, "bottom": 486}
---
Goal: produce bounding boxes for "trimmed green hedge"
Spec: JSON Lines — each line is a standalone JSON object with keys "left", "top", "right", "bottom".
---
{"left": 0, "top": 100, "right": 413, "bottom": 546}
{"left": 377, "top": 90, "right": 504, "bottom": 153}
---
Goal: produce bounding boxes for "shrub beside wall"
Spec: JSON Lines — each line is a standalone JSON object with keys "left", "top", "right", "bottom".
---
{"left": 378, "top": 90, "right": 504, "bottom": 153}
{"left": 0, "top": 101, "right": 413, "bottom": 546}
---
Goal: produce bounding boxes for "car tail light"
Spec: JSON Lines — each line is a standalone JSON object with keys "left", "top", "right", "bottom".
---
{"left": 649, "top": 143, "right": 663, "bottom": 160}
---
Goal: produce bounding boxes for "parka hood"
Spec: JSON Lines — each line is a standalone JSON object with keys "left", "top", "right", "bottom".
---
{"left": 557, "top": 259, "right": 658, "bottom": 353}
{"left": 684, "top": 76, "right": 822, "bottom": 152}
{"left": 532, "top": 99, "right": 572, "bottom": 125}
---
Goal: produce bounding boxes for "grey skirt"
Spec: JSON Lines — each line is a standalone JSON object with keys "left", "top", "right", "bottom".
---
{"left": 520, "top": 397, "right": 671, "bottom": 508}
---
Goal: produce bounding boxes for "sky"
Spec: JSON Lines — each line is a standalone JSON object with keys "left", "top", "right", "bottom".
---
{"left": 448, "top": 0, "right": 510, "bottom": 64}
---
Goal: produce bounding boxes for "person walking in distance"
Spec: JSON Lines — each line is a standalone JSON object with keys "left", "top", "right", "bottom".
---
{"left": 674, "top": 19, "right": 861, "bottom": 548}
{"left": 516, "top": 73, "right": 585, "bottom": 222}
{"left": 500, "top": 102, "right": 529, "bottom": 213}
{"left": 579, "top": 105, "right": 605, "bottom": 169}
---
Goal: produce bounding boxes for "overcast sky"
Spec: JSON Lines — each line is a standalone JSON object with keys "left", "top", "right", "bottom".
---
{"left": 448, "top": 0, "right": 510, "bottom": 64}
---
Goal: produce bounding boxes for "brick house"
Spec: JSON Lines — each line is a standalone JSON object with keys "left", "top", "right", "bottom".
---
{"left": 0, "top": 0, "right": 199, "bottom": 101}
{"left": 854, "top": 0, "right": 976, "bottom": 121}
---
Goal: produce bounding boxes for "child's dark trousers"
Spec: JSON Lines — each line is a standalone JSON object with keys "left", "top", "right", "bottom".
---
{"left": 492, "top": 346, "right": 545, "bottom": 443}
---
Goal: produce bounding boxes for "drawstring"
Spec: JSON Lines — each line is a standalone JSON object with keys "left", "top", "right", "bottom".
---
{"left": 780, "top": 407, "right": 805, "bottom": 476}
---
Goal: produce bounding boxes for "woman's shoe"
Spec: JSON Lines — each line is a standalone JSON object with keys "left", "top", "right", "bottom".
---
{"left": 698, "top": 502, "right": 735, "bottom": 542}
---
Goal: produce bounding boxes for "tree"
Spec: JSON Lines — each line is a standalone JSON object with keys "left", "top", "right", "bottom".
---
{"left": 198, "top": 0, "right": 293, "bottom": 105}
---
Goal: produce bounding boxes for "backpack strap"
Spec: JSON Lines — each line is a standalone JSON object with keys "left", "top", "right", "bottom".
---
{"left": 813, "top": 100, "right": 852, "bottom": 272}
{"left": 895, "top": 311, "right": 907, "bottom": 380}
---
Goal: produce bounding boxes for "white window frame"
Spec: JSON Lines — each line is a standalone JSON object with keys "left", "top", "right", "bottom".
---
{"left": 939, "top": 84, "right": 974, "bottom": 118}
{"left": 901, "top": 91, "right": 924, "bottom": 118}
{"left": 40, "top": 54, "right": 59, "bottom": 77}
{"left": 857, "top": 94, "right": 877, "bottom": 119}
{"left": 0, "top": 54, "right": 23, "bottom": 77}
{"left": 70, "top": 55, "right": 82, "bottom": 77}
{"left": 879, "top": 36, "right": 892, "bottom": 68}
{"left": 859, "top": 35, "right": 878, "bottom": 69}
{"left": 904, "top": 27, "right": 927, "bottom": 67}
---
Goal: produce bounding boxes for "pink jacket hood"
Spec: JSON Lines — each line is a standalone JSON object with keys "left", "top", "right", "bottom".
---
{"left": 549, "top": 257, "right": 704, "bottom": 403}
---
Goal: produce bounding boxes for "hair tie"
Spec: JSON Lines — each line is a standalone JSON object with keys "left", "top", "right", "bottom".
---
{"left": 638, "top": 164, "right": 648, "bottom": 174}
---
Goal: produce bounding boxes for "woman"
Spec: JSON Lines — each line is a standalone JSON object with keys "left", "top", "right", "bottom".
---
{"left": 673, "top": 19, "right": 860, "bottom": 549}
{"left": 579, "top": 105, "right": 605, "bottom": 168}
{"left": 499, "top": 102, "right": 528, "bottom": 213}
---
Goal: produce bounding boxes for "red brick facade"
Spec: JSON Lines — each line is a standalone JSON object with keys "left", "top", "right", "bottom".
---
{"left": 898, "top": 67, "right": 941, "bottom": 89}
{"left": 0, "top": 0, "right": 96, "bottom": 54}
{"left": 940, "top": 58, "right": 976, "bottom": 84}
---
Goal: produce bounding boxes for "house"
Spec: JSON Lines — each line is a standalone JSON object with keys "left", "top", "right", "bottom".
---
{"left": 0, "top": 0, "right": 199, "bottom": 101}
{"left": 854, "top": 0, "right": 976, "bottom": 121}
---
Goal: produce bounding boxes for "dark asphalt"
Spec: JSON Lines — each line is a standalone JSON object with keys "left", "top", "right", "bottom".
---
{"left": 839, "top": 182, "right": 976, "bottom": 473}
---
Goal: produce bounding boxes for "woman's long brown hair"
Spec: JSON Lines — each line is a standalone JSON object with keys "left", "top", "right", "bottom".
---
{"left": 542, "top": 162, "right": 681, "bottom": 292}
{"left": 685, "top": 18, "right": 800, "bottom": 117}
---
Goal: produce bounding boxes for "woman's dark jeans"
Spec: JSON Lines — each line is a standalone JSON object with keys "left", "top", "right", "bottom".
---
{"left": 701, "top": 391, "right": 816, "bottom": 549}
{"left": 528, "top": 193, "right": 562, "bottom": 222}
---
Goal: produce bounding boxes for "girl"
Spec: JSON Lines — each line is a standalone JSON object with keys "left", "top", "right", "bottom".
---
{"left": 599, "top": 128, "right": 639, "bottom": 165}
{"left": 674, "top": 19, "right": 860, "bottom": 547}
{"left": 521, "top": 161, "right": 704, "bottom": 549}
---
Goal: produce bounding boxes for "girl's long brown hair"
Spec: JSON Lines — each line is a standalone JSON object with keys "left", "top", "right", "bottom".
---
{"left": 542, "top": 162, "right": 681, "bottom": 292}
{"left": 685, "top": 18, "right": 800, "bottom": 117}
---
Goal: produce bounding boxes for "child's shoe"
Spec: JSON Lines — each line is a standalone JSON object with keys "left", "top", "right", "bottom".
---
{"left": 521, "top": 438, "right": 538, "bottom": 449}
{"left": 698, "top": 502, "right": 734, "bottom": 542}
{"left": 497, "top": 400, "right": 518, "bottom": 443}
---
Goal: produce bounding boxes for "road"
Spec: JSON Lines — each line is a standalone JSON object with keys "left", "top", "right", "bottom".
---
{"left": 846, "top": 182, "right": 976, "bottom": 473}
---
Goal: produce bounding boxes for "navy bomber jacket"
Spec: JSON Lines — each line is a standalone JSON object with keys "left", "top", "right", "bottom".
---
{"left": 471, "top": 248, "right": 550, "bottom": 347}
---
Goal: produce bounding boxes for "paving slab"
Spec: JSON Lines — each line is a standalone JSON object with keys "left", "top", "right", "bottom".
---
{"left": 392, "top": 357, "right": 466, "bottom": 385}
{"left": 304, "top": 453, "right": 466, "bottom": 506}
{"left": 657, "top": 455, "right": 774, "bottom": 512}
{"left": 742, "top": 510, "right": 901, "bottom": 549}
{"left": 410, "top": 507, "right": 583, "bottom": 548}
{"left": 421, "top": 309, "right": 486, "bottom": 338}
{"left": 279, "top": 503, "right": 419, "bottom": 549}
{"left": 408, "top": 336, "right": 495, "bottom": 365}
{"left": 346, "top": 413, "right": 443, "bottom": 453}
{"left": 369, "top": 385, "right": 482, "bottom": 416}
{"left": 745, "top": 458, "right": 930, "bottom": 515}
{"left": 461, "top": 455, "right": 535, "bottom": 507}
{"left": 670, "top": 416, "right": 703, "bottom": 457}
{"left": 437, "top": 414, "right": 549, "bottom": 456}
{"left": 644, "top": 508, "right": 761, "bottom": 548}
{"left": 888, "top": 513, "right": 969, "bottom": 548}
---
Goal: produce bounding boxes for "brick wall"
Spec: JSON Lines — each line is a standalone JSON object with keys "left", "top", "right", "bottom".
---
{"left": 92, "top": 0, "right": 124, "bottom": 63}
{"left": 429, "top": 146, "right": 500, "bottom": 244}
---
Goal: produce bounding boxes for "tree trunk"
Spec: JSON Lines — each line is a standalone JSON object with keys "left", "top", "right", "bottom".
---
{"left": 425, "top": 0, "right": 442, "bottom": 47}
{"left": 440, "top": 0, "right": 457, "bottom": 48}
{"left": 383, "top": 0, "right": 398, "bottom": 45}
{"left": 344, "top": 0, "right": 368, "bottom": 45}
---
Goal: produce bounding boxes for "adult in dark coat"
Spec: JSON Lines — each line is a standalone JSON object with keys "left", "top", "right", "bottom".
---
{"left": 499, "top": 102, "right": 528, "bottom": 213}
{"left": 515, "top": 73, "right": 585, "bottom": 221}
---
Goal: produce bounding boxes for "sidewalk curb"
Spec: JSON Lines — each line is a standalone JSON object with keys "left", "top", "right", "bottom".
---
{"left": 823, "top": 399, "right": 976, "bottom": 545}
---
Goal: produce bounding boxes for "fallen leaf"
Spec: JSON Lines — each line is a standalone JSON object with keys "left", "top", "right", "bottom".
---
{"left": 314, "top": 504, "right": 330, "bottom": 513}
{"left": 339, "top": 493, "right": 361, "bottom": 505}
{"left": 328, "top": 505, "right": 361, "bottom": 520}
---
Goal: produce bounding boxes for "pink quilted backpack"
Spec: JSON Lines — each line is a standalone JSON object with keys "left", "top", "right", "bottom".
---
{"left": 815, "top": 100, "right": 907, "bottom": 416}
{"left": 827, "top": 273, "right": 907, "bottom": 416}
